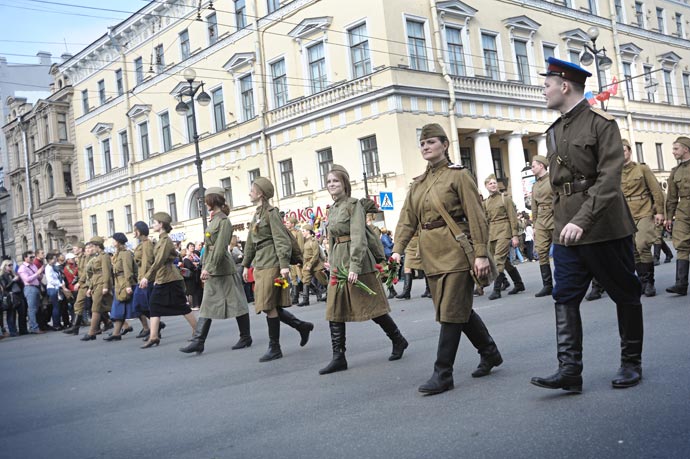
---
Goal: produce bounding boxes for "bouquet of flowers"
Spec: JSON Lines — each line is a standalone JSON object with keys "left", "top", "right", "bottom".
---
{"left": 329, "top": 266, "right": 377, "bottom": 295}
{"left": 377, "top": 257, "right": 400, "bottom": 288}
{"left": 273, "top": 276, "right": 289, "bottom": 289}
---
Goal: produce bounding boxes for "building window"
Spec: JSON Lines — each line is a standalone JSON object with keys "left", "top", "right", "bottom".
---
{"left": 614, "top": 0, "right": 624, "bottom": 22}
{"left": 635, "top": 2, "right": 644, "bottom": 26}
{"left": 212, "top": 88, "right": 225, "bottom": 132}
{"left": 683, "top": 73, "right": 690, "bottom": 105}
{"left": 348, "top": 23, "right": 371, "bottom": 78}
{"left": 271, "top": 59, "right": 288, "bottom": 108}
{"left": 460, "top": 147, "right": 474, "bottom": 176}
{"left": 82, "top": 89, "right": 89, "bottom": 114}
{"left": 102, "top": 138, "right": 112, "bottom": 173}
{"left": 406, "top": 19, "right": 428, "bottom": 71}
{"left": 235, "top": 0, "right": 246, "bottom": 29}
{"left": 664, "top": 70, "right": 674, "bottom": 104}
{"left": 279, "top": 159, "right": 295, "bottom": 197}
{"left": 643, "top": 65, "right": 655, "bottom": 103}
{"left": 221, "top": 177, "right": 233, "bottom": 208}
{"left": 115, "top": 69, "right": 123, "bottom": 96}
{"left": 107, "top": 210, "right": 115, "bottom": 236}
{"left": 656, "top": 8, "right": 665, "bottom": 33}
{"left": 16, "top": 185, "right": 24, "bottom": 214}
{"left": 134, "top": 57, "right": 144, "bottom": 85}
{"left": 47, "top": 164, "right": 55, "bottom": 198}
{"left": 189, "top": 190, "right": 203, "bottom": 219}
{"left": 568, "top": 49, "right": 580, "bottom": 65}
{"left": 0, "top": 213, "right": 7, "bottom": 243}
{"left": 446, "top": 27, "right": 466, "bottom": 76}
{"left": 185, "top": 101, "right": 194, "bottom": 142}
{"left": 63, "top": 165, "right": 73, "bottom": 195}
{"left": 167, "top": 194, "right": 178, "bottom": 223}
{"left": 514, "top": 39, "right": 530, "bottom": 84}
{"left": 146, "top": 199, "right": 154, "bottom": 226}
{"left": 635, "top": 142, "right": 644, "bottom": 163}
{"left": 655, "top": 143, "right": 665, "bottom": 170}
{"left": 240, "top": 74, "right": 255, "bottom": 121}
{"left": 90, "top": 215, "right": 98, "bottom": 237}
{"left": 57, "top": 113, "right": 68, "bottom": 141}
{"left": 360, "top": 135, "right": 380, "bottom": 177}
{"left": 154, "top": 44, "right": 165, "bottom": 73}
{"left": 125, "top": 205, "right": 133, "bottom": 232}
{"left": 307, "top": 42, "right": 327, "bottom": 93}
{"left": 623, "top": 62, "right": 634, "bottom": 100}
{"left": 139, "top": 121, "right": 150, "bottom": 160}
{"left": 588, "top": 0, "right": 597, "bottom": 15}
{"left": 160, "top": 112, "right": 172, "bottom": 152}
{"left": 179, "top": 29, "right": 190, "bottom": 60}
{"left": 248, "top": 168, "right": 260, "bottom": 185}
{"left": 491, "top": 148, "right": 504, "bottom": 179}
{"left": 98, "top": 79, "right": 106, "bottom": 105}
{"left": 86, "top": 146, "right": 95, "bottom": 179}
{"left": 119, "top": 131, "right": 129, "bottom": 167}
{"left": 207, "top": 13, "right": 218, "bottom": 45}
{"left": 542, "top": 44, "right": 555, "bottom": 68}
{"left": 676, "top": 13, "right": 684, "bottom": 37}
{"left": 317, "top": 147, "right": 333, "bottom": 188}
{"left": 482, "top": 33, "right": 500, "bottom": 80}
{"left": 267, "top": 0, "right": 280, "bottom": 13}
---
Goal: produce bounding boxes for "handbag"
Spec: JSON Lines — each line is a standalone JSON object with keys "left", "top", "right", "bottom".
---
{"left": 428, "top": 187, "right": 497, "bottom": 287}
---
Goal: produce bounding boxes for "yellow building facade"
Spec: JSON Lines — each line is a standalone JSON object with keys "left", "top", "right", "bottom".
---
{"left": 54, "top": 0, "right": 690, "bottom": 245}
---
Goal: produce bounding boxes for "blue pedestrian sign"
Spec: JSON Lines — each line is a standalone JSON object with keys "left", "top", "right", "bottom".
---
{"left": 379, "top": 191, "right": 394, "bottom": 211}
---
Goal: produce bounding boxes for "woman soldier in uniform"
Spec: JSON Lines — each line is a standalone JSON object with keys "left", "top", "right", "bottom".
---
{"left": 180, "top": 188, "right": 252, "bottom": 354}
{"left": 104, "top": 233, "right": 137, "bottom": 341}
{"left": 392, "top": 124, "right": 502, "bottom": 395}
{"left": 297, "top": 223, "right": 327, "bottom": 306}
{"left": 484, "top": 175, "right": 526, "bottom": 300}
{"left": 80, "top": 237, "right": 113, "bottom": 341}
{"left": 140, "top": 213, "right": 197, "bottom": 349}
{"left": 319, "top": 165, "right": 408, "bottom": 375}
{"left": 132, "top": 222, "right": 154, "bottom": 339}
{"left": 242, "top": 178, "right": 314, "bottom": 362}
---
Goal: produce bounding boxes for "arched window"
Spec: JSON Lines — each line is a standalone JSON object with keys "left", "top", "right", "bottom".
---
{"left": 16, "top": 184, "right": 24, "bottom": 214}
{"left": 33, "top": 180, "right": 40, "bottom": 206}
{"left": 188, "top": 189, "right": 203, "bottom": 219}
{"left": 47, "top": 164, "right": 55, "bottom": 198}
{"left": 22, "top": 236, "right": 28, "bottom": 253}
{"left": 37, "top": 233, "right": 43, "bottom": 250}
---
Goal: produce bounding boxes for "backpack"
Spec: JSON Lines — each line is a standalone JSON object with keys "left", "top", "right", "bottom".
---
{"left": 346, "top": 197, "right": 386, "bottom": 264}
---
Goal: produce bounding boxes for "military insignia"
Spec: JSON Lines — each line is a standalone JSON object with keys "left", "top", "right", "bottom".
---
{"left": 448, "top": 163, "right": 465, "bottom": 169}
{"left": 590, "top": 106, "right": 615, "bottom": 121}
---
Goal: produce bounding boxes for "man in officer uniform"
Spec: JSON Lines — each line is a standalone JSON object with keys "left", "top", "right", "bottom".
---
{"left": 621, "top": 139, "right": 665, "bottom": 296}
{"left": 531, "top": 155, "right": 554, "bottom": 297}
{"left": 531, "top": 58, "right": 643, "bottom": 393}
{"left": 665, "top": 136, "right": 690, "bottom": 295}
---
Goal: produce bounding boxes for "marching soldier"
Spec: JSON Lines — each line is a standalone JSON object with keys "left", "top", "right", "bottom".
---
{"left": 621, "top": 139, "right": 665, "bottom": 297}
{"left": 286, "top": 216, "right": 305, "bottom": 304}
{"left": 63, "top": 242, "right": 89, "bottom": 335}
{"left": 531, "top": 155, "right": 554, "bottom": 297}
{"left": 80, "top": 237, "right": 114, "bottom": 341}
{"left": 665, "top": 136, "right": 690, "bottom": 295}
{"left": 297, "top": 224, "right": 327, "bottom": 306}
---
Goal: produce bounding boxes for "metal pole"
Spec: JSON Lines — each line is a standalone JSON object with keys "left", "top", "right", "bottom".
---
{"left": 591, "top": 41, "right": 605, "bottom": 110}
{"left": 188, "top": 80, "right": 208, "bottom": 232}
{"left": 363, "top": 172, "right": 369, "bottom": 198}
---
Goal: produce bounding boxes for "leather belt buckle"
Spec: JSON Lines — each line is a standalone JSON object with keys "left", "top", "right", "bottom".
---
{"left": 563, "top": 182, "right": 572, "bottom": 196}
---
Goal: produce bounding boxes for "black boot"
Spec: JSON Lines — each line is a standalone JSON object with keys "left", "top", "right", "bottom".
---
{"left": 395, "top": 273, "right": 412, "bottom": 299}
{"left": 488, "top": 273, "right": 505, "bottom": 300}
{"left": 653, "top": 244, "right": 661, "bottom": 266}
{"left": 666, "top": 259, "right": 689, "bottom": 295}
{"left": 62, "top": 314, "right": 83, "bottom": 335}
{"left": 612, "top": 304, "right": 643, "bottom": 388}
{"left": 639, "top": 262, "right": 656, "bottom": 297}
{"left": 463, "top": 311, "right": 503, "bottom": 377}
{"left": 290, "top": 283, "right": 300, "bottom": 305}
{"left": 585, "top": 278, "right": 604, "bottom": 301}
{"left": 297, "top": 284, "right": 310, "bottom": 307}
{"left": 179, "top": 318, "right": 212, "bottom": 354}
{"left": 372, "top": 314, "right": 408, "bottom": 361}
{"left": 535, "top": 264, "right": 553, "bottom": 297}
{"left": 315, "top": 284, "right": 326, "bottom": 302}
{"left": 232, "top": 313, "right": 252, "bottom": 349}
{"left": 530, "top": 303, "right": 583, "bottom": 394}
{"left": 421, "top": 277, "right": 432, "bottom": 298}
{"left": 500, "top": 276, "right": 510, "bottom": 291}
{"left": 387, "top": 285, "right": 397, "bottom": 299}
{"left": 319, "top": 322, "right": 347, "bottom": 375}
{"left": 418, "top": 322, "right": 463, "bottom": 395}
{"left": 635, "top": 262, "right": 648, "bottom": 294}
{"left": 259, "top": 316, "right": 282, "bottom": 362}
{"left": 662, "top": 240, "right": 673, "bottom": 263}
{"left": 505, "top": 264, "right": 525, "bottom": 295}
{"left": 277, "top": 307, "right": 313, "bottom": 346}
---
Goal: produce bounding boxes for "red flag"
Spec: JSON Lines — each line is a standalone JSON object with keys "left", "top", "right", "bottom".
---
{"left": 596, "top": 91, "right": 611, "bottom": 101}
{"left": 610, "top": 76, "right": 619, "bottom": 96}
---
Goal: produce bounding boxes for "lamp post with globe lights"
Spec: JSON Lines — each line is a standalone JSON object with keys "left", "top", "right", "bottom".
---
{"left": 579, "top": 26, "right": 613, "bottom": 109}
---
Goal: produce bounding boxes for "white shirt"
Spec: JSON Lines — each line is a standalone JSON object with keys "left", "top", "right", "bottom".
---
{"left": 45, "top": 264, "right": 62, "bottom": 289}
{"left": 525, "top": 226, "right": 534, "bottom": 242}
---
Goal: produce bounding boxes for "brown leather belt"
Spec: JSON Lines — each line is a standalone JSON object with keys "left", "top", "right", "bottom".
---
{"left": 335, "top": 236, "right": 351, "bottom": 243}
{"left": 626, "top": 193, "right": 649, "bottom": 201}
{"left": 421, "top": 216, "right": 468, "bottom": 230}
{"left": 256, "top": 240, "right": 272, "bottom": 250}
{"left": 555, "top": 178, "right": 596, "bottom": 196}
{"left": 537, "top": 205, "right": 552, "bottom": 210}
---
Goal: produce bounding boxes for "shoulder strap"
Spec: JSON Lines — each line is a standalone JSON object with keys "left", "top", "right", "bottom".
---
{"left": 428, "top": 187, "right": 463, "bottom": 242}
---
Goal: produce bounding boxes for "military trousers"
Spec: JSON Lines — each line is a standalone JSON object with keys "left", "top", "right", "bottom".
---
{"left": 671, "top": 212, "right": 690, "bottom": 260}
{"left": 534, "top": 227, "right": 553, "bottom": 266}
{"left": 489, "top": 238, "right": 512, "bottom": 274}
{"left": 73, "top": 287, "right": 87, "bottom": 315}
{"left": 633, "top": 216, "right": 657, "bottom": 264}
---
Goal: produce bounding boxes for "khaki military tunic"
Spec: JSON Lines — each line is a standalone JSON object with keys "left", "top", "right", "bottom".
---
{"left": 145, "top": 232, "right": 183, "bottom": 285}
{"left": 666, "top": 159, "right": 690, "bottom": 259}
{"left": 112, "top": 248, "right": 136, "bottom": 303}
{"left": 199, "top": 211, "right": 248, "bottom": 319}
{"left": 134, "top": 238, "right": 154, "bottom": 283}
{"left": 546, "top": 99, "right": 635, "bottom": 244}
{"left": 326, "top": 196, "right": 390, "bottom": 322}
{"left": 394, "top": 162, "right": 489, "bottom": 323}
{"left": 484, "top": 192, "right": 519, "bottom": 273}
{"left": 243, "top": 205, "right": 291, "bottom": 313}
{"left": 622, "top": 161, "right": 665, "bottom": 263}
{"left": 301, "top": 238, "right": 327, "bottom": 286}
{"left": 86, "top": 252, "right": 113, "bottom": 314}
{"left": 73, "top": 253, "right": 89, "bottom": 314}
{"left": 532, "top": 173, "right": 554, "bottom": 266}
{"left": 368, "top": 223, "right": 382, "bottom": 240}
{"left": 288, "top": 228, "right": 305, "bottom": 285}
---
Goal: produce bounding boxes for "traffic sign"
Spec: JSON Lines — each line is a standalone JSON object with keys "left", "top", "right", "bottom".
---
{"left": 379, "top": 191, "right": 394, "bottom": 211}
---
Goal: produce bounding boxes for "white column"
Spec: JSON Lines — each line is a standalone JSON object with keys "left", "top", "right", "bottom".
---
{"left": 471, "top": 128, "right": 496, "bottom": 198}
{"left": 536, "top": 134, "right": 547, "bottom": 157}
{"left": 507, "top": 131, "right": 528, "bottom": 211}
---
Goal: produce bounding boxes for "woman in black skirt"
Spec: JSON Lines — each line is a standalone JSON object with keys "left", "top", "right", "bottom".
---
{"left": 140, "top": 212, "right": 197, "bottom": 348}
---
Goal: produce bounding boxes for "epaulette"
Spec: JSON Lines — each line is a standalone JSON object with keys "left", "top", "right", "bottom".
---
{"left": 448, "top": 163, "right": 465, "bottom": 170}
{"left": 590, "top": 106, "right": 615, "bottom": 121}
{"left": 412, "top": 173, "right": 426, "bottom": 182}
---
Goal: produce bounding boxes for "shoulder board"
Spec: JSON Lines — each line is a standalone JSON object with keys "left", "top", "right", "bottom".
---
{"left": 412, "top": 172, "right": 427, "bottom": 182}
{"left": 639, "top": 162, "right": 646, "bottom": 165}
{"left": 590, "top": 106, "right": 615, "bottom": 121}
{"left": 447, "top": 163, "right": 465, "bottom": 170}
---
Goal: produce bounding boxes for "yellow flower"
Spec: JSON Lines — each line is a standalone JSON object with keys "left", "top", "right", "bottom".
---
{"left": 205, "top": 232, "right": 211, "bottom": 238}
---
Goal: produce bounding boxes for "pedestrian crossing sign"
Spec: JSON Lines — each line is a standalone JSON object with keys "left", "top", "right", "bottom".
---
{"left": 379, "top": 191, "right": 394, "bottom": 211}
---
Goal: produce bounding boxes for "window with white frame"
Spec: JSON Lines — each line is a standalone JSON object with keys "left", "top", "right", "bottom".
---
{"left": 125, "top": 205, "right": 133, "bottom": 232}
{"left": 86, "top": 146, "right": 95, "bottom": 179}
{"left": 348, "top": 23, "right": 371, "bottom": 78}
{"left": 119, "top": 131, "right": 129, "bottom": 166}
{"left": 663, "top": 69, "right": 674, "bottom": 104}
{"left": 280, "top": 159, "right": 295, "bottom": 197}
{"left": 587, "top": 0, "right": 597, "bottom": 15}
{"left": 221, "top": 177, "right": 233, "bottom": 208}
{"left": 212, "top": 87, "right": 225, "bottom": 132}
{"left": 446, "top": 27, "right": 466, "bottom": 76}
{"left": 656, "top": 8, "right": 665, "bottom": 33}
{"left": 683, "top": 73, "right": 690, "bottom": 105}
{"left": 271, "top": 59, "right": 288, "bottom": 107}
{"left": 360, "top": 135, "right": 380, "bottom": 177}
{"left": 248, "top": 168, "right": 260, "bottom": 185}
{"left": 568, "top": 49, "right": 580, "bottom": 65}
{"left": 235, "top": 0, "right": 246, "bottom": 30}
{"left": 98, "top": 79, "right": 106, "bottom": 105}
{"left": 189, "top": 190, "right": 203, "bottom": 219}
{"left": 634, "top": 2, "right": 644, "bottom": 26}
{"left": 623, "top": 62, "right": 634, "bottom": 100}
{"left": 134, "top": 57, "right": 144, "bottom": 84}
{"left": 47, "top": 164, "right": 54, "bottom": 198}
{"left": 643, "top": 65, "right": 655, "bottom": 102}
{"left": 155, "top": 44, "right": 165, "bottom": 73}
{"left": 185, "top": 102, "right": 195, "bottom": 142}
{"left": 406, "top": 19, "right": 428, "bottom": 71}
{"left": 514, "top": 39, "right": 530, "bottom": 84}
{"left": 180, "top": 29, "right": 191, "bottom": 60}
{"left": 90, "top": 215, "right": 98, "bottom": 237}
{"left": 460, "top": 147, "right": 474, "bottom": 176}
{"left": 482, "top": 33, "right": 499, "bottom": 80}
{"left": 267, "top": 0, "right": 280, "bottom": 13}
{"left": 542, "top": 44, "right": 555, "bottom": 68}
{"left": 82, "top": 89, "right": 89, "bottom": 114}
{"left": 146, "top": 199, "right": 154, "bottom": 225}
{"left": 307, "top": 42, "right": 327, "bottom": 93}
{"left": 207, "top": 13, "right": 218, "bottom": 45}
{"left": 160, "top": 112, "right": 172, "bottom": 152}
{"left": 239, "top": 74, "right": 255, "bottom": 121}
{"left": 107, "top": 210, "right": 115, "bottom": 236}
{"left": 139, "top": 121, "right": 150, "bottom": 160}
{"left": 656, "top": 143, "right": 665, "bottom": 170}
{"left": 167, "top": 193, "right": 178, "bottom": 223}
{"left": 102, "top": 138, "right": 112, "bottom": 173}
{"left": 635, "top": 142, "right": 644, "bottom": 163}
{"left": 317, "top": 147, "right": 333, "bottom": 188}
{"left": 115, "top": 69, "right": 123, "bottom": 96}
{"left": 57, "top": 113, "right": 68, "bottom": 141}
{"left": 491, "top": 148, "right": 504, "bottom": 179}
{"left": 676, "top": 13, "right": 684, "bottom": 37}
{"left": 614, "top": 0, "right": 624, "bottom": 23}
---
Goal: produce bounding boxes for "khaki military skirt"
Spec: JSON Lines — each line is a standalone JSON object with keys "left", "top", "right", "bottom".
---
{"left": 253, "top": 267, "right": 291, "bottom": 314}
{"left": 90, "top": 288, "right": 112, "bottom": 314}
{"left": 326, "top": 271, "right": 390, "bottom": 322}
{"left": 200, "top": 273, "right": 249, "bottom": 319}
{"left": 427, "top": 270, "right": 474, "bottom": 323}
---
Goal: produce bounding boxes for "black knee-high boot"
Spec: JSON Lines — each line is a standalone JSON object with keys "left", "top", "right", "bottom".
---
{"left": 585, "top": 278, "right": 605, "bottom": 301}
{"left": 62, "top": 314, "right": 83, "bottom": 335}
{"left": 463, "top": 311, "right": 503, "bottom": 377}
{"left": 612, "top": 304, "right": 643, "bottom": 388}
{"left": 421, "top": 276, "right": 432, "bottom": 298}
{"left": 505, "top": 264, "right": 525, "bottom": 295}
{"left": 535, "top": 264, "right": 553, "bottom": 297}
{"left": 372, "top": 314, "right": 408, "bottom": 360}
{"left": 488, "top": 272, "right": 506, "bottom": 300}
{"left": 179, "top": 318, "right": 212, "bottom": 354}
{"left": 395, "top": 273, "right": 412, "bottom": 299}
{"left": 418, "top": 322, "right": 463, "bottom": 395}
{"left": 319, "top": 322, "right": 347, "bottom": 375}
{"left": 232, "top": 313, "right": 252, "bottom": 349}
{"left": 277, "top": 307, "right": 314, "bottom": 346}
{"left": 259, "top": 316, "right": 282, "bottom": 362}
{"left": 666, "top": 259, "right": 689, "bottom": 295}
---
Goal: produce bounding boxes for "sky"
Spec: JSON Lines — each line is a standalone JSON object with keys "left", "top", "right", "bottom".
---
{"left": 0, "top": 0, "right": 151, "bottom": 66}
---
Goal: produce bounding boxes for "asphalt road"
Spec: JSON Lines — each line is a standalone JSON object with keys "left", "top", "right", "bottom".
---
{"left": 2, "top": 259, "right": 689, "bottom": 459}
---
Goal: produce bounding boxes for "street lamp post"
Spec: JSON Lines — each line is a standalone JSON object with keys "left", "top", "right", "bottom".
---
{"left": 580, "top": 26, "right": 613, "bottom": 110}
{"left": 175, "top": 68, "right": 211, "bottom": 231}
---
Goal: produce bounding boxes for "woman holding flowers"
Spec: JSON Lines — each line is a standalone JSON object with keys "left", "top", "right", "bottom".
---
{"left": 392, "top": 123, "right": 502, "bottom": 395}
{"left": 242, "top": 177, "right": 314, "bottom": 362}
{"left": 319, "top": 165, "right": 408, "bottom": 375}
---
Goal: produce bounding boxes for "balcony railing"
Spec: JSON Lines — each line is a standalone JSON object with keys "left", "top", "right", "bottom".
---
{"left": 83, "top": 167, "right": 128, "bottom": 191}
{"left": 452, "top": 75, "right": 544, "bottom": 102}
